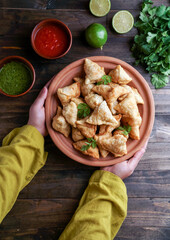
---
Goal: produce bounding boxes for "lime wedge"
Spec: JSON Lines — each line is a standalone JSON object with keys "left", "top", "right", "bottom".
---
{"left": 112, "top": 10, "right": 134, "bottom": 34}
{"left": 89, "top": 0, "right": 111, "bottom": 17}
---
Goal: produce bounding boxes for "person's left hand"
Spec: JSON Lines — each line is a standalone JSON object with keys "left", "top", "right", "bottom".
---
{"left": 27, "top": 86, "right": 48, "bottom": 137}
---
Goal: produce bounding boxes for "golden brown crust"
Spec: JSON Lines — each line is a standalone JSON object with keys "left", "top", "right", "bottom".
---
{"left": 109, "top": 65, "right": 132, "bottom": 85}
{"left": 72, "top": 127, "right": 85, "bottom": 142}
{"left": 52, "top": 106, "right": 71, "bottom": 137}
{"left": 62, "top": 101, "right": 78, "bottom": 127}
{"left": 76, "top": 117, "right": 97, "bottom": 138}
{"left": 84, "top": 58, "right": 105, "bottom": 84}
{"left": 96, "top": 134, "right": 127, "bottom": 157}
{"left": 85, "top": 93, "right": 103, "bottom": 109}
{"left": 73, "top": 140, "right": 99, "bottom": 159}
{"left": 57, "top": 82, "right": 81, "bottom": 106}
{"left": 86, "top": 101, "right": 119, "bottom": 127}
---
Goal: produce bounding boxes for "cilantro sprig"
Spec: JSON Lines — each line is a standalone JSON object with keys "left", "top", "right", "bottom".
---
{"left": 81, "top": 138, "right": 97, "bottom": 151}
{"left": 131, "top": 0, "right": 170, "bottom": 89}
{"left": 116, "top": 125, "right": 132, "bottom": 136}
{"left": 97, "top": 75, "right": 112, "bottom": 85}
{"left": 77, "top": 103, "right": 91, "bottom": 119}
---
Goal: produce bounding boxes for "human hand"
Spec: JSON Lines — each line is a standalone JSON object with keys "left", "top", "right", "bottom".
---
{"left": 27, "top": 86, "right": 48, "bottom": 137}
{"left": 101, "top": 141, "right": 148, "bottom": 180}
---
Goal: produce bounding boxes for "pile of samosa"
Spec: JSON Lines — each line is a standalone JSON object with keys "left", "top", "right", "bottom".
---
{"left": 52, "top": 59, "right": 144, "bottom": 159}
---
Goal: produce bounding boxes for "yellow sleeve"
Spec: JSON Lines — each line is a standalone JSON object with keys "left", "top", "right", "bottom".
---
{"left": 59, "top": 170, "right": 127, "bottom": 240}
{"left": 0, "top": 125, "right": 48, "bottom": 223}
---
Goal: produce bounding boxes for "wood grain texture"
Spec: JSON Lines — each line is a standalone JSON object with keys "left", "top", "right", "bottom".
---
{"left": 0, "top": 0, "right": 48, "bottom": 9}
{"left": 0, "top": 198, "right": 170, "bottom": 238}
{"left": 15, "top": 168, "right": 170, "bottom": 199}
{"left": 0, "top": 0, "right": 169, "bottom": 10}
{"left": 0, "top": 226, "right": 170, "bottom": 240}
{"left": 0, "top": 0, "right": 170, "bottom": 239}
{"left": 0, "top": 8, "right": 169, "bottom": 90}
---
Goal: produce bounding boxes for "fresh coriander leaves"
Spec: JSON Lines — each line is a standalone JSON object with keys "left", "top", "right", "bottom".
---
{"left": 81, "top": 138, "right": 97, "bottom": 151}
{"left": 81, "top": 144, "right": 90, "bottom": 151}
{"left": 131, "top": 0, "right": 170, "bottom": 89}
{"left": 117, "top": 125, "right": 132, "bottom": 136}
{"left": 77, "top": 103, "right": 91, "bottom": 118}
{"left": 97, "top": 75, "right": 112, "bottom": 85}
{"left": 151, "top": 74, "right": 169, "bottom": 89}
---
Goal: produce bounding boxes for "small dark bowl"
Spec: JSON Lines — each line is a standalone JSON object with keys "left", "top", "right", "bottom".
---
{"left": 31, "top": 19, "right": 72, "bottom": 59}
{"left": 0, "top": 56, "right": 35, "bottom": 97}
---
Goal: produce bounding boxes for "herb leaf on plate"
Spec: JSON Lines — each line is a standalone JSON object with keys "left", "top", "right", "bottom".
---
{"left": 97, "top": 75, "right": 112, "bottom": 85}
{"left": 81, "top": 138, "right": 97, "bottom": 151}
{"left": 131, "top": 0, "right": 170, "bottom": 88}
{"left": 77, "top": 103, "right": 91, "bottom": 118}
{"left": 117, "top": 125, "right": 132, "bottom": 136}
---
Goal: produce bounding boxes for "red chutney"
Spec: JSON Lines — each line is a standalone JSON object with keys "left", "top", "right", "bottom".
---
{"left": 34, "top": 24, "right": 69, "bottom": 58}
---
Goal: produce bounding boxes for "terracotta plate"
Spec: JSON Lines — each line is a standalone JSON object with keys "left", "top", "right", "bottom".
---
{"left": 45, "top": 56, "right": 155, "bottom": 166}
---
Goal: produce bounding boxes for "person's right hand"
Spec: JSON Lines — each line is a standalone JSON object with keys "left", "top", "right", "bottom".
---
{"left": 101, "top": 140, "right": 148, "bottom": 180}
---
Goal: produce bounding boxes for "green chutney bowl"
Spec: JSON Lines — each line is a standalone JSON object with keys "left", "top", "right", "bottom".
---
{"left": 0, "top": 56, "right": 35, "bottom": 97}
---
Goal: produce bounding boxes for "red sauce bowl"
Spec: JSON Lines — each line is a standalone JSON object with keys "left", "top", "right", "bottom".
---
{"left": 31, "top": 19, "right": 72, "bottom": 59}
{"left": 0, "top": 56, "right": 35, "bottom": 97}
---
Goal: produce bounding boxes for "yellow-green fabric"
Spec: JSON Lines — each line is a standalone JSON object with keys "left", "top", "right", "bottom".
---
{"left": 59, "top": 170, "right": 127, "bottom": 240}
{"left": 0, "top": 125, "right": 127, "bottom": 240}
{"left": 0, "top": 125, "right": 48, "bottom": 223}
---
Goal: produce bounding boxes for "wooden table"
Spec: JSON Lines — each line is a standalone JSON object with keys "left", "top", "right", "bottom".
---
{"left": 0, "top": 0, "right": 169, "bottom": 239}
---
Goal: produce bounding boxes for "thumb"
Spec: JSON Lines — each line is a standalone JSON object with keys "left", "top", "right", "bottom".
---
{"left": 128, "top": 138, "right": 149, "bottom": 170}
{"left": 128, "top": 147, "right": 145, "bottom": 170}
{"left": 34, "top": 87, "right": 48, "bottom": 108}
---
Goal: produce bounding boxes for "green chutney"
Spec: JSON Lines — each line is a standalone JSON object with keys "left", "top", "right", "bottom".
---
{"left": 0, "top": 61, "right": 32, "bottom": 95}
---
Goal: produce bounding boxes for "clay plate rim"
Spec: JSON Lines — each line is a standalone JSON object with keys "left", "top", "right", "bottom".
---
{"left": 45, "top": 56, "right": 155, "bottom": 167}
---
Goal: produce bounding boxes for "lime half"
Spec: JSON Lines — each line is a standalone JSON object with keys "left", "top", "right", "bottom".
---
{"left": 112, "top": 10, "right": 134, "bottom": 34}
{"left": 89, "top": 0, "right": 111, "bottom": 17}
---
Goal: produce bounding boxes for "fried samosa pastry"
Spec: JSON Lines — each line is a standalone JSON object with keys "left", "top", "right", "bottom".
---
{"left": 99, "top": 114, "right": 122, "bottom": 135}
{"left": 52, "top": 106, "right": 71, "bottom": 137}
{"left": 99, "top": 125, "right": 115, "bottom": 135}
{"left": 86, "top": 101, "right": 118, "bottom": 127}
{"left": 107, "top": 84, "right": 128, "bottom": 102}
{"left": 74, "top": 76, "right": 95, "bottom": 97}
{"left": 76, "top": 117, "right": 97, "bottom": 138}
{"left": 106, "top": 84, "right": 128, "bottom": 113}
{"left": 93, "top": 83, "right": 128, "bottom": 114}
{"left": 122, "top": 115, "right": 142, "bottom": 140}
{"left": 84, "top": 59, "right": 105, "bottom": 84}
{"left": 72, "top": 127, "right": 85, "bottom": 142}
{"left": 131, "top": 87, "right": 144, "bottom": 104}
{"left": 62, "top": 101, "right": 78, "bottom": 127}
{"left": 81, "top": 82, "right": 95, "bottom": 96}
{"left": 120, "top": 85, "right": 144, "bottom": 104}
{"left": 99, "top": 148, "right": 109, "bottom": 158}
{"left": 93, "top": 83, "right": 128, "bottom": 101}
{"left": 114, "top": 93, "right": 140, "bottom": 119}
{"left": 71, "top": 97, "right": 84, "bottom": 106}
{"left": 92, "top": 84, "right": 113, "bottom": 99}
{"left": 129, "top": 126, "right": 140, "bottom": 140}
{"left": 57, "top": 82, "right": 81, "bottom": 106}
{"left": 73, "top": 140, "right": 99, "bottom": 159}
{"left": 85, "top": 93, "right": 103, "bottom": 109}
{"left": 113, "top": 129, "right": 129, "bottom": 139}
{"left": 73, "top": 77, "right": 84, "bottom": 84}
{"left": 107, "top": 100, "right": 118, "bottom": 115}
{"left": 109, "top": 65, "right": 132, "bottom": 85}
{"left": 94, "top": 133, "right": 112, "bottom": 158}
{"left": 97, "top": 134, "right": 127, "bottom": 157}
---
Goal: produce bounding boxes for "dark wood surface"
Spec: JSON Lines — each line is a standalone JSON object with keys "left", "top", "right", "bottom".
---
{"left": 0, "top": 0, "right": 170, "bottom": 239}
